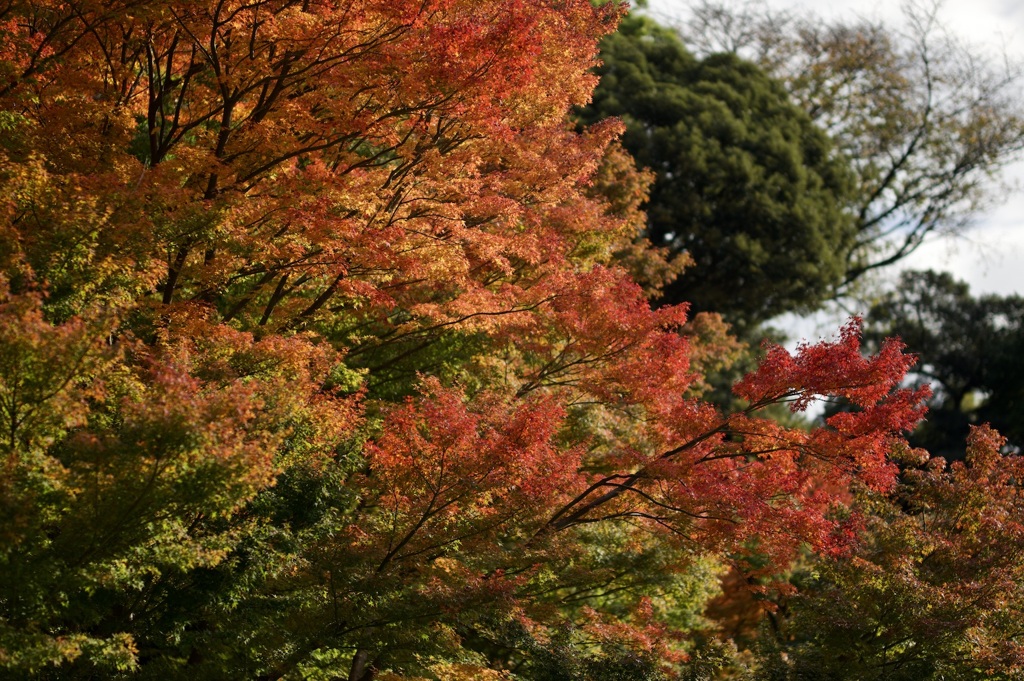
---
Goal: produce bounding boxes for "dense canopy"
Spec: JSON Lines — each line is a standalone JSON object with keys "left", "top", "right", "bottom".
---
{"left": 0, "top": 1, "right": 1019, "bottom": 679}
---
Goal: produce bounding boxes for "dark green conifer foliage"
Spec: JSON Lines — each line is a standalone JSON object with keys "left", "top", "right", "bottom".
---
{"left": 579, "top": 14, "right": 856, "bottom": 329}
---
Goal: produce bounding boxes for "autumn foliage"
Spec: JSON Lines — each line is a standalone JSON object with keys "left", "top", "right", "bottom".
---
{"left": 0, "top": 1, "right": 1015, "bottom": 679}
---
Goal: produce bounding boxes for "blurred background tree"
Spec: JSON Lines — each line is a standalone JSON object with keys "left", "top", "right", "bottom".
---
{"left": 866, "top": 269, "right": 1024, "bottom": 458}
{"left": 679, "top": 0, "right": 1024, "bottom": 296}
{"left": 579, "top": 13, "right": 856, "bottom": 332}
{"left": 587, "top": 1, "right": 1024, "bottom": 334}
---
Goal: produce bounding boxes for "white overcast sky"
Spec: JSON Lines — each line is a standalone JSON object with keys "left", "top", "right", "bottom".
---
{"left": 642, "top": 0, "right": 1024, "bottom": 314}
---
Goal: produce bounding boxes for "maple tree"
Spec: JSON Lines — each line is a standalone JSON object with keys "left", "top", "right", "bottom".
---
{"left": 0, "top": 0, "right": 1005, "bottom": 679}
{"left": 760, "top": 426, "right": 1024, "bottom": 680}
